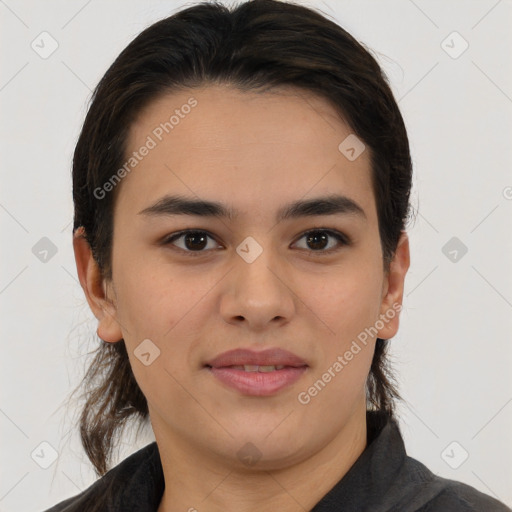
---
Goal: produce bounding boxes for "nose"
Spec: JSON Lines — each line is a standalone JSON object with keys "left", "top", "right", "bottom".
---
{"left": 219, "top": 240, "right": 296, "bottom": 333}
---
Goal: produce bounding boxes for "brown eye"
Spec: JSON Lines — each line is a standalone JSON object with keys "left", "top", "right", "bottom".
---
{"left": 163, "top": 230, "right": 220, "bottom": 254}
{"left": 306, "top": 231, "right": 329, "bottom": 251}
{"left": 182, "top": 231, "right": 208, "bottom": 250}
{"left": 293, "top": 229, "right": 349, "bottom": 254}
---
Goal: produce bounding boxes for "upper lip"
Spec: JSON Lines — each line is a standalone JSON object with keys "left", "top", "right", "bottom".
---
{"left": 205, "top": 348, "right": 308, "bottom": 368}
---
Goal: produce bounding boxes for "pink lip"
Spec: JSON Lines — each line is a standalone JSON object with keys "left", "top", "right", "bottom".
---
{"left": 205, "top": 348, "right": 307, "bottom": 368}
{"left": 204, "top": 348, "right": 308, "bottom": 396}
{"left": 208, "top": 366, "right": 307, "bottom": 396}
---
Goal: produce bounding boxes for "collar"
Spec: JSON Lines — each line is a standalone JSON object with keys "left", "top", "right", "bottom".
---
{"left": 311, "top": 410, "right": 406, "bottom": 511}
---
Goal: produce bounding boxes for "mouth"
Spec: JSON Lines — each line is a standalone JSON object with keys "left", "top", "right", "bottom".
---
{"left": 204, "top": 348, "right": 308, "bottom": 396}
{"left": 206, "top": 364, "right": 291, "bottom": 372}
{"left": 205, "top": 347, "right": 308, "bottom": 368}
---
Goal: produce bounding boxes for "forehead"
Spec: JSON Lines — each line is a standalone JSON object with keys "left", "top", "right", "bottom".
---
{"left": 117, "top": 85, "right": 376, "bottom": 223}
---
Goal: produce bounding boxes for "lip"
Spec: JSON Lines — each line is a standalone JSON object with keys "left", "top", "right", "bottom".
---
{"left": 204, "top": 348, "right": 308, "bottom": 396}
{"left": 205, "top": 348, "right": 307, "bottom": 368}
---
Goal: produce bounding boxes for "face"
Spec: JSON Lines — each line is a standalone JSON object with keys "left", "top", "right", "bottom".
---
{"left": 78, "top": 85, "right": 409, "bottom": 471}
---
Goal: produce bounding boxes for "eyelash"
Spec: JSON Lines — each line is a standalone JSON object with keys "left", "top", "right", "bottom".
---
{"left": 161, "top": 228, "right": 350, "bottom": 258}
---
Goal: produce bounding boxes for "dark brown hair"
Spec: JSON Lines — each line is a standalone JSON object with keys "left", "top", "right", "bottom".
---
{"left": 70, "top": 0, "right": 412, "bottom": 478}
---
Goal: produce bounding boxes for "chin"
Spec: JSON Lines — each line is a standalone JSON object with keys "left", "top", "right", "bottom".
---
{"left": 222, "top": 427, "right": 309, "bottom": 469}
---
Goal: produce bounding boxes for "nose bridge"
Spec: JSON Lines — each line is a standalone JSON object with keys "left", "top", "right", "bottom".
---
{"left": 235, "top": 234, "right": 284, "bottom": 299}
{"left": 221, "top": 233, "right": 295, "bottom": 325}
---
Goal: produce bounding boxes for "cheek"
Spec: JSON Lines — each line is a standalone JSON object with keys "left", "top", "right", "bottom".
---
{"left": 111, "top": 257, "right": 220, "bottom": 386}
{"left": 302, "top": 260, "right": 384, "bottom": 345}
{"left": 113, "top": 272, "right": 168, "bottom": 340}
{"left": 111, "top": 263, "right": 207, "bottom": 412}
{"left": 112, "top": 256, "right": 199, "bottom": 339}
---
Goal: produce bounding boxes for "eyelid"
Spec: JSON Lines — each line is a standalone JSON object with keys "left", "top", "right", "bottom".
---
{"left": 161, "top": 227, "right": 351, "bottom": 256}
{"left": 161, "top": 229, "right": 222, "bottom": 256}
{"left": 291, "top": 228, "right": 350, "bottom": 256}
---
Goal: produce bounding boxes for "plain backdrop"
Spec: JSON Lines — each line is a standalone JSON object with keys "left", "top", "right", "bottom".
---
{"left": 1, "top": 0, "right": 511, "bottom": 510}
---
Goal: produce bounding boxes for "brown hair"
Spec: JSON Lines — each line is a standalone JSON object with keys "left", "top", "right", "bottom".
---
{"left": 70, "top": 0, "right": 411, "bottom": 478}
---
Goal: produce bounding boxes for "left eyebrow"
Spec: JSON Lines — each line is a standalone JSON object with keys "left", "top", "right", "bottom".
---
{"left": 138, "top": 193, "right": 367, "bottom": 222}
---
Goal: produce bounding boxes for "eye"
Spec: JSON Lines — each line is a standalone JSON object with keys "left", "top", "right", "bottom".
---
{"left": 162, "top": 228, "right": 350, "bottom": 257}
{"left": 293, "top": 229, "right": 350, "bottom": 254}
{"left": 162, "top": 230, "right": 221, "bottom": 255}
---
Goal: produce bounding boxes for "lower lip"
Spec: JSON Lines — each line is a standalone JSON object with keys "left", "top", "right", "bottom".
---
{"left": 207, "top": 366, "right": 308, "bottom": 396}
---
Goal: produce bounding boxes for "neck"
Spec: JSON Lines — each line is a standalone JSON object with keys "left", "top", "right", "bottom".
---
{"left": 155, "top": 406, "right": 367, "bottom": 512}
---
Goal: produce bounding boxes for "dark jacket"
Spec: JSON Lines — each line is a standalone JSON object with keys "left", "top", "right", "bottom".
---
{"left": 43, "top": 411, "right": 511, "bottom": 511}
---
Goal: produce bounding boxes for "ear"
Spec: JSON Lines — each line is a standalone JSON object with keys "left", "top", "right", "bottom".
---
{"left": 73, "top": 227, "right": 123, "bottom": 343}
{"left": 376, "top": 231, "right": 410, "bottom": 339}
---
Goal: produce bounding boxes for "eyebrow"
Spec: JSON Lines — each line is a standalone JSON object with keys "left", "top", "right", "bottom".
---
{"left": 138, "top": 193, "right": 366, "bottom": 222}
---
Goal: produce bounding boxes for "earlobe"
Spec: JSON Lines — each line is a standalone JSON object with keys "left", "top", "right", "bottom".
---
{"left": 377, "top": 231, "right": 410, "bottom": 340}
{"left": 73, "top": 227, "right": 123, "bottom": 343}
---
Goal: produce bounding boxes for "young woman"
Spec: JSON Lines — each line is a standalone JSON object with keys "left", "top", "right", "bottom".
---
{"left": 44, "top": 0, "right": 510, "bottom": 511}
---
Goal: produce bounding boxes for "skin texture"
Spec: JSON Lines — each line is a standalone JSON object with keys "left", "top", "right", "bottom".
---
{"left": 73, "top": 85, "right": 410, "bottom": 512}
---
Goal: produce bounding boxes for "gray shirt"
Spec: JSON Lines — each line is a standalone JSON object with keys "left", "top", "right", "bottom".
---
{"left": 44, "top": 411, "right": 511, "bottom": 511}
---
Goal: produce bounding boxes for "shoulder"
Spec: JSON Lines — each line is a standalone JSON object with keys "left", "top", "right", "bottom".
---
{"left": 41, "top": 442, "right": 159, "bottom": 512}
{"left": 398, "top": 455, "right": 511, "bottom": 512}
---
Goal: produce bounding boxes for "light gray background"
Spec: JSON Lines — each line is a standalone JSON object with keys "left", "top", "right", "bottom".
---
{"left": 1, "top": 0, "right": 511, "bottom": 510}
